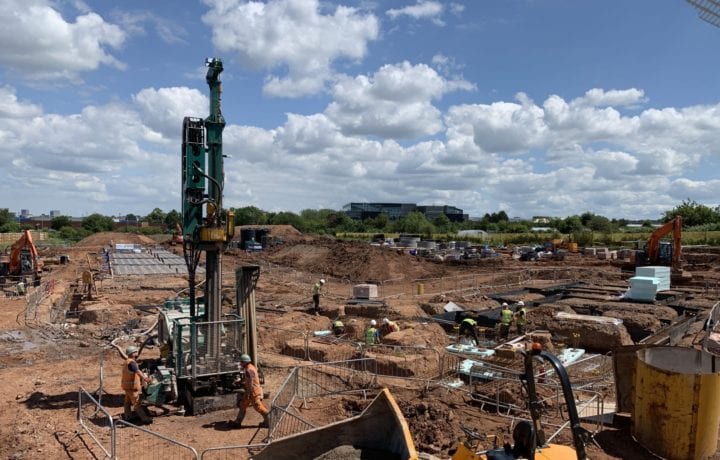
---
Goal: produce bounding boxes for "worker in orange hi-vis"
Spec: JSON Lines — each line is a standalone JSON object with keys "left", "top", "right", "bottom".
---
{"left": 120, "top": 345, "right": 152, "bottom": 424}
{"left": 230, "top": 354, "right": 269, "bottom": 429}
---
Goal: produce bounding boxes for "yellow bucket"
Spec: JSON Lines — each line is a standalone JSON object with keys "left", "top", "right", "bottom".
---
{"left": 633, "top": 347, "right": 720, "bottom": 460}
{"left": 416, "top": 284, "right": 424, "bottom": 295}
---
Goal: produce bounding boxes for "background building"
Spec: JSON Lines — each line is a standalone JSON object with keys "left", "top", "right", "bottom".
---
{"left": 343, "top": 202, "right": 468, "bottom": 222}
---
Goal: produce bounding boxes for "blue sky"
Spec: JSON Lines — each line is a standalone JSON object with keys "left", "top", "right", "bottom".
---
{"left": 2, "top": 0, "right": 720, "bottom": 220}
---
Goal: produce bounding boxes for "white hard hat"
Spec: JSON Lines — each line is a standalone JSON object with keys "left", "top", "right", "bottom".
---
{"left": 320, "top": 279, "right": 326, "bottom": 284}
{"left": 383, "top": 318, "right": 389, "bottom": 324}
{"left": 502, "top": 302, "right": 508, "bottom": 307}
{"left": 126, "top": 345, "right": 139, "bottom": 356}
{"left": 517, "top": 301, "right": 525, "bottom": 306}
{"left": 370, "top": 319, "right": 377, "bottom": 326}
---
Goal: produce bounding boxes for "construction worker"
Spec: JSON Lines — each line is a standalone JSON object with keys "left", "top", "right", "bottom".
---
{"left": 121, "top": 345, "right": 152, "bottom": 424}
{"left": 230, "top": 354, "right": 269, "bottom": 429}
{"left": 380, "top": 318, "right": 400, "bottom": 337}
{"left": 514, "top": 301, "right": 527, "bottom": 335}
{"left": 332, "top": 318, "right": 345, "bottom": 336}
{"left": 499, "top": 303, "right": 513, "bottom": 340}
{"left": 312, "top": 279, "right": 325, "bottom": 316}
{"left": 459, "top": 316, "right": 480, "bottom": 346}
{"left": 365, "top": 319, "right": 380, "bottom": 345}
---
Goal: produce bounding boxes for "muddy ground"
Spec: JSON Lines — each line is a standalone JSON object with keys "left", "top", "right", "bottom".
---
{"left": 1, "top": 230, "right": 720, "bottom": 459}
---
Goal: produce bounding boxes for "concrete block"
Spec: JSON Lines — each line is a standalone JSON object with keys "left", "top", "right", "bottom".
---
{"left": 353, "top": 284, "right": 378, "bottom": 299}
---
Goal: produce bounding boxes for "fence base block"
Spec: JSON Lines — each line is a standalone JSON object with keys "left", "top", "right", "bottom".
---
{"left": 190, "top": 392, "right": 239, "bottom": 415}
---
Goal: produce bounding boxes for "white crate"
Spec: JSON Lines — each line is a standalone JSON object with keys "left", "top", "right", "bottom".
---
{"left": 353, "top": 284, "right": 378, "bottom": 299}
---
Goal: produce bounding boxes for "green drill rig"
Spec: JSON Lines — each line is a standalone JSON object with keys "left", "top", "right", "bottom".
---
{"left": 149, "top": 58, "right": 254, "bottom": 415}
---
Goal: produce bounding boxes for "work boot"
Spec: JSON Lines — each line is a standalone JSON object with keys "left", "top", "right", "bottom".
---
{"left": 229, "top": 410, "right": 246, "bottom": 428}
{"left": 259, "top": 414, "right": 269, "bottom": 428}
{"left": 136, "top": 405, "right": 152, "bottom": 425}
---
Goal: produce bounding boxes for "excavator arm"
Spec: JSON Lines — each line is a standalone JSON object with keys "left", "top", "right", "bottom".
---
{"left": 646, "top": 216, "right": 682, "bottom": 267}
{"left": 8, "top": 230, "right": 42, "bottom": 277}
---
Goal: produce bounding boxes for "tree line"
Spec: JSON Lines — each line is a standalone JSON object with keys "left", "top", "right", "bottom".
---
{"left": 1, "top": 199, "right": 719, "bottom": 242}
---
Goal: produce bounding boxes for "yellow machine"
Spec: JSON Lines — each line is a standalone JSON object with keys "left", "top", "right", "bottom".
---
{"left": 452, "top": 346, "right": 591, "bottom": 460}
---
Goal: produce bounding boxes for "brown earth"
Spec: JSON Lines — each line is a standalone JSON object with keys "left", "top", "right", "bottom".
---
{"left": 1, "top": 233, "right": 719, "bottom": 459}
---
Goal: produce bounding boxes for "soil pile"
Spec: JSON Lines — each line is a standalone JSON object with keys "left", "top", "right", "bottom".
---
{"left": 267, "top": 240, "right": 449, "bottom": 282}
{"left": 75, "top": 231, "right": 157, "bottom": 248}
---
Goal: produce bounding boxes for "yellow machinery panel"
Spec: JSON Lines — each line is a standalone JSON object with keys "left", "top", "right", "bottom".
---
{"left": 199, "top": 227, "right": 226, "bottom": 242}
{"left": 633, "top": 347, "right": 720, "bottom": 460}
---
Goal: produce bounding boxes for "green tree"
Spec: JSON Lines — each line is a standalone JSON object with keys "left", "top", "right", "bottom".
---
{"left": 663, "top": 199, "right": 720, "bottom": 227}
{"left": 145, "top": 207, "right": 166, "bottom": 225}
{"left": 394, "top": 212, "right": 435, "bottom": 236}
{"left": 59, "top": 226, "right": 91, "bottom": 242}
{"left": 433, "top": 213, "right": 451, "bottom": 233}
{"left": 164, "top": 210, "right": 181, "bottom": 227}
{"left": 587, "top": 215, "right": 612, "bottom": 233}
{"left": 234, "top": 206, "right": 268, "bottom": 226}
{"left": 82, "top": 213, "right": 114, "bottom": 233}
{"left": 0, "top": 208, "right": 14, "bottom": 227}
{"left": 555, "top": 216, "right": 583, "bottom": 234}
{"left": 0, "top": 222, "right": 21, "bottom": 233}
{"left": 323, "top": 211, "right": 353, "bottom": 232}
{"left": 365, "top": 213, "right": 389, "bottom": 231}
{"left": 269, "top": 211, "right": 304, "bottom": 231}
{"left": 50, "top": 216, "right": 72, "bottom": 231}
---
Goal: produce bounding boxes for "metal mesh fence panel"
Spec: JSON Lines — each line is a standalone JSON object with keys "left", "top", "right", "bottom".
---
{"left": 363, "top": 344, "right": 443, "bottom": 380}
{"left": 174, "top": 316, "right": 244, "bottom": 379}
{"left": 114, "top": 419, "right": 198, "bottom": 459}
{"left": 266, "top": 367, "right": 298, "bottom": 439}
{"left": 258, "top": 324, "right": 308, "bottom": 360}
{"left": 200, "top": 443, "right": 269, "bottom": 460}
{"left": 267, "top": 407, "right": 315, "bottom": 441}
{"left": 78, "top": 387, "right": 115, "bottom": 459}
{"left": 307, "top": 335, "right": 362, "bottom": 363}
{"left": 296, "top": 359, "right": 377, "bottom": 398}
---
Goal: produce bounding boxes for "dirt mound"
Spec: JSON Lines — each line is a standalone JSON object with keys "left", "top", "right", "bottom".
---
{"left": 75, "top": 231, "right": 157, "bottom": 248}
{"left": 380, "top": 322, "right": 449, "bottom": 347}
{"left": 239, "top": 224, "right": 303, "bottom": 240}
{"left": 267, "top": 240, "right": 449, "bottom": 282}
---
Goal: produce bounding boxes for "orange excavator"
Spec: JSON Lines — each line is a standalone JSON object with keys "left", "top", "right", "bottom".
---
{"left": 641, "top": 216, "right": 682, "bottom": 268}
{"left": 170, "top": 223, "right": 183, "bottom": 245}
{"left": 633, "top": 215, "right": 691, "bottom": 282}
{"left": 0, "top": 230, "right": 43, "bottom": 286}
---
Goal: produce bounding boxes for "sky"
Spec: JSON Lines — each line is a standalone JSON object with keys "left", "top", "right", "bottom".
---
{"left": 2, "top": 0, "right": 720, "bottom": 221}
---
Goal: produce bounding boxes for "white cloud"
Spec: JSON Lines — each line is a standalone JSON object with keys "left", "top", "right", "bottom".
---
{"left": 111, "top": 10, "right": 187, "bottom": 44}
{"left": 133, "top": 87, "right": 208, "bottom": 141}
{"left": 0, "top": 0, "right": 126, "bottom": 80}
{"left": 387, "top": 1, "right": 444, "bottom": 25}
{"left": 0, "top": 86, "right": 43, "bottom": 118}
{"left": 326, "top": 61, "right": 473, "bottom": 138}
{"left": 573, "top": 88, "right": 647, "bottom": 108}
{"left": 202, "top": 0, "right": 379, "bottom": 97}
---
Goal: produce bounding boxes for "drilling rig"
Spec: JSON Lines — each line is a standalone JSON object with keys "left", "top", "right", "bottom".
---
{"left": 150, "top": 58, "right": 258, "bottom": 415}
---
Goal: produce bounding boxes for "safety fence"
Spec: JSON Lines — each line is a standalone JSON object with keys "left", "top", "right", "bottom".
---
{"left": 259, "top": 324, "right": 455, "bottom": 383}
{"left": 114, "top": 419, "right": 198, "bottom": 459}
{"left": 267, "top": 358, "right": 378, "bottom": 441}
{"left": 375, "top": 266, "right": 620, "bottom": 299}
{"left": 24, "top": 278, "right": 57, "bottom": 320}
{"left": 258, "top": 324, "right": 312, "bottom": 361}
{"left": 78, "top": 386, "right": 115, "bottom": 459}
{"left": 454, "top": 365, "right": 605, "bottom": 442}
